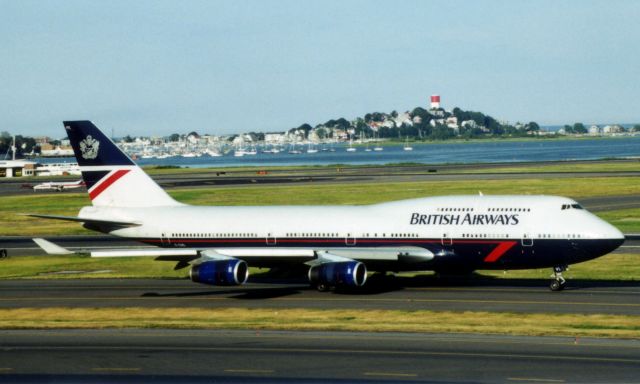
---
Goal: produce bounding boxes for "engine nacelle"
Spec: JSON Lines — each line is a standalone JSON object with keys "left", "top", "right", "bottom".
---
{"left": 190, "top": 259, "right": 249, "bottom": 286}
{"left": 308, "top": 261, "right": 367, "bottom": 288}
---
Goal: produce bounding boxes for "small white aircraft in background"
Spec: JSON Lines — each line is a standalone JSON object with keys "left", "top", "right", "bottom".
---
{"left": 33, "top": 180, "right": 85, "bottom": 192}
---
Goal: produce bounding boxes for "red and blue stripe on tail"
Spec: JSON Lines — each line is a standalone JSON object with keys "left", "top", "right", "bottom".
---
{"left": 64, "top": 121, "right": 181, "bottom": 207}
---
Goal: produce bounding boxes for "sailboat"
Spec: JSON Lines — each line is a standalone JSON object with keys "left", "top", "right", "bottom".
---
{"left": 363, "top": 133, "right": 372, "bottom": 152}
{"left": 288, "top": 143, "right": 302, "bottom": 154}
{"left": 244, "top": 144, "right": 258, "bottom": 156}
{"left": 346, "top": 136, "right": 356, "bottom": 152}
{"left": 373, "top": 132, "right": 383, "bottom": 151}
{"left": 307, "top": 142, "right": 318, "bottom": 154}
{"left": 403, "top": 137, "right": 413, "bottom": 151}
{"left": 234, "top": 143, "right": 247, "bottom": 157}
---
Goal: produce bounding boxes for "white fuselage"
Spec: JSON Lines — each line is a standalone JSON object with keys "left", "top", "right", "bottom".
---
{"left": 78, "top": 194, "right": 624, "bottom": 270}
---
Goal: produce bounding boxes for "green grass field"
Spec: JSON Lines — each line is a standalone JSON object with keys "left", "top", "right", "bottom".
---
{"left": 0, "top": 307, "right": 638, "bottom": 338}
{"left": 455, "top": 161, "right": 640, "bottom": 174}
{"left": 142, "top": 159, "right": 640, "bottom": 175}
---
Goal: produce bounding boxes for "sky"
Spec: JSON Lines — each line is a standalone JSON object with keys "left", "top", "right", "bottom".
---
{"left": 1, "top": 0, "right": 639, "bottom": 138}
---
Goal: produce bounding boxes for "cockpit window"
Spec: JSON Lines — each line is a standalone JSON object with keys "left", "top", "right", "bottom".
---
{"left": 571, "top": 204, "right": 583, "bottom": 210}
{"left": 561, "top": 203, "right": 584, "bottom": 210}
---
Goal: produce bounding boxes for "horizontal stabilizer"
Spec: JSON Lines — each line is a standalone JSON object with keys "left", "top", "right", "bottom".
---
{"left": 33, "top": 238, "right": 75, "bottom": 255}
{"left": 24, "top": 214, "right": 141, "bottom": 229}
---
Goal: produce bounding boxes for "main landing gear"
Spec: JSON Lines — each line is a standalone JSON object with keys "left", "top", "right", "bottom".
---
{"left": 549, "top": 265, "right": 567, "bottom": 291}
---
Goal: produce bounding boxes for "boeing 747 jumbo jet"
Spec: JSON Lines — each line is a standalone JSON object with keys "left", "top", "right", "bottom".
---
{"left": 31, "top": 121, "right": 625, "bottom": 291}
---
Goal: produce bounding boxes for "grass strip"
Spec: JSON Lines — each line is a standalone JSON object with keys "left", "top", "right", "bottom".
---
{"left": 452, "top": 161, "right": 640, "bottom": 174}
{"left": 0, "top": 307, "right": 638, "bottom": 338}
{"left": 476, "top": 254, "right": 640, "bottom": 281}
{"left": 597, "top": 209, "right": 640, "bottom": 234}
{"left": 0, "top": 255, "right": 189, "bottom": 279}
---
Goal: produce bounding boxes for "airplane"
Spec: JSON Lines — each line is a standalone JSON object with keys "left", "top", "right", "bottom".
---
{"left": 32, "top": 180, "right": 85, "bottom": 192}
{"left": 30, "top": 121, "right": 625, "bottom": 292}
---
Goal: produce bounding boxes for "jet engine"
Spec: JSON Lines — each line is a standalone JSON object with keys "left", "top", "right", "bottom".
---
{"left": 190, "top": 259, "right": 249, "bottom": 286}
{"left": 308, "top": 261, "right": 367, "bottom": 290}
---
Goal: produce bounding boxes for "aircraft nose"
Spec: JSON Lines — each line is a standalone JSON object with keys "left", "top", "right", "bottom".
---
{"left": 603, "top": 222, "right": 625, "bottom": 241}
{"left": 602, "top": 237, "right": 625, "bottom": 254}
{"left": 596, "top": 221, "right": 625, "bottom": 254}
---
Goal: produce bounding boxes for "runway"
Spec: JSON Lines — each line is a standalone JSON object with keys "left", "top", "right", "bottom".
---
{"left": 1, "top": 278, "right": 639, "bottom": 315}
{"left": 0, "top": 329, "right": 638, "bottom": 383}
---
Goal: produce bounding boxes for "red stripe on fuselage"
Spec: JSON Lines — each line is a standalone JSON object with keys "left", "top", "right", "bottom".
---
{"left": 484, "top": 241, "right": 518, "bottom": 262}
{"left": 89, "top": 169, "right": 130, "bottom": 200}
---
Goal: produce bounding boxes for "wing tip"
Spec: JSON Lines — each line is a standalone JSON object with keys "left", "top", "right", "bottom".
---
{"left": 32, "top": 238, "right": 75, "bottom": 255}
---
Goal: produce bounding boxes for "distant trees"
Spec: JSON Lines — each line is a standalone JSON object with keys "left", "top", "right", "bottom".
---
{"left": 3, "top": 104, "right": 587, "bottom": 151}
{"left": 324, "top": 118, "right": 350, "bottom": 129}
{"left": 430, "top": 125, "right": 455, "bottom": 140}
{"left": 525, "top": 122, "right": 540, "bottom": 132}
{"left": 288, "top": 123, "right": 313, "bottom": 138}
{"left": 562, "top": 123, "right": 587, "bottom": 134}
{"left": 0, "top": 132, "right": 12, "bottom": 155}
{"left": 169, "top": 106, "right": 550, "bottom": 143}
{"left": 364, "top": 112, "right": 386, "bottom": 123}
{"left": 573, "top": 123, "right": 587, "bottom": 134}
{"left": 411, "top": 107, "right": 433, "bottom": 122}
{"left": 247, "top": 132, "right": 265, "bottom": 141}
{"left": 315, "top": 127, "right": 329, "bottom": 139}
{"left": 0, "top": 132, "right": 36, "bottom": 157}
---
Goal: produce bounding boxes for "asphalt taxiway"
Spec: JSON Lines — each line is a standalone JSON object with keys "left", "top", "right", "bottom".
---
{"left": 0, "top": 329, "right": 638, "bottom": 383}
{"left": 1, "top": 278, "right": 639, "bottom": 315}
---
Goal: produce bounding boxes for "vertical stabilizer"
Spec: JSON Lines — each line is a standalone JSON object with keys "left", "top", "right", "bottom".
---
{"left": 64, "top": 120, "right": 182, "bottom": 207}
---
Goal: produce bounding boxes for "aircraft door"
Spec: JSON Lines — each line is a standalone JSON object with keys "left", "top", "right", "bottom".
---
{"left": 441, "top": 233, "right": 453, "bottom": 246}
{"left": 160, "top": 233, "right": 171, "bottom": 246}
{"left": 345, "top": 233, "right": 356, "bottom": 246}
{"left": 521, "top": 233, "right": 534, "bottom": 247}
{"left": 266, "top": 233, "right": 277, "bottom": 245}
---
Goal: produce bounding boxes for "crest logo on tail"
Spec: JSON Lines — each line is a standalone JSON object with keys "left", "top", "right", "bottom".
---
{"left": 80, "top": 135, "right": 100, "bottom": 159}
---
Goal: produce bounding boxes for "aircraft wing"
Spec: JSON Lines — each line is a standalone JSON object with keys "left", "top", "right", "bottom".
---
{"left": 33, "top": 238, "right": 197, "bottom": 257}
{"left": 24, "top": 214, "right": 141, "bottom": 230}
{"left": 33, "top": 237, "right": 436, "bottom": 272}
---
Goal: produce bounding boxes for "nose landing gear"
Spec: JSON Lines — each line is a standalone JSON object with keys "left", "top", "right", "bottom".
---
{"left": 549, "top": 265, "right": 567, "bottom": 291}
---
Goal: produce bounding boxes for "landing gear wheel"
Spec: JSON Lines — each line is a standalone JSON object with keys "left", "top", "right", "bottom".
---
{"left": 549, "top": 279, "right": 565, "bottom": 291}
{"left": 315, "top": 283, "right": 331, "bottom": 292}
{"left": 549, "top": 265, "right": 568, "bottom": 292}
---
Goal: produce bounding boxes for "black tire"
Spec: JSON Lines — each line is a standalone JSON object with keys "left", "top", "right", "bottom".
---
{"left": 0, "top": 249, "right": 7, "bottom": 259}
{"left": 316, "top": 283, "right": 331, "bottom": 292}
{"left": 549, "top": 279, "right": 564, "bottom": 291}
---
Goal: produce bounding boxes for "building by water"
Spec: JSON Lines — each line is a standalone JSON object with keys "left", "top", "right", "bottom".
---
{"left": 0, "top": 159, "right": 37, "bottom": 177}
{"left": 0, "top": 137, "right": 37, "bottom": 177}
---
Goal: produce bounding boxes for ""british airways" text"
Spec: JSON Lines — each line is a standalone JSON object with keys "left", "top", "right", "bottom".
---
{"left": 410, "top": 213, "right": 520, "bottom": 226}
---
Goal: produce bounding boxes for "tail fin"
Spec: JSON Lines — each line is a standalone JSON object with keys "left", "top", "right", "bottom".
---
{"left": 64, "top": 120, "right": 182, "bottom": 207}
